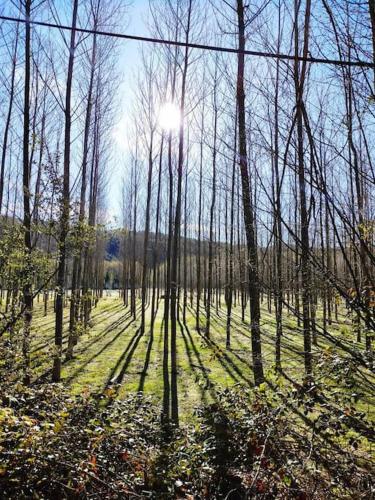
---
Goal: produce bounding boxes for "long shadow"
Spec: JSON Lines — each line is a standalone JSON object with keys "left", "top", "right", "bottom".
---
{"left": 31, "top": 330, "right": 69, "bottom": 356}
{"left": 352, "top": 368, "right": 375, "bottom": 399}
{"left": 31, "top": 301, "right": 124, "bottom": 354}
{"left": 184, "top": 301, "right": 206, "bottom": 334}
{"left": 73, "top": 308, "right": 133, "bottom": 354}
{"left": 31, "top": 330, "right": 74, "bottom": 375}
{"left": 137, "top": 327, "right": 154, "bottom": 392}
{"left": 208, "top": 312, "right": 252, "bottom": 349}
{"left": 230, "top": 306, "right": 372, "bottom": 384}
{"left": 213, "top": 307, "right": 308, "bottom": 360}
{"left": 162, "top": 314, "right": 170, "bottom": 427}
{"left": 105, "top": 326, "right": 144, "bottom": 388}
{"left": 138, "top": 302, "right": 168, "bottom": 398}
{"left": 188, "top": 306, "right": 247, "bottom": 385}
{"left": 191, "top": 300, "right": 314, "bottom": 373}
{"left": 186, "top": 303, "right": 254, "bottom": 385}
{"left": 32, "top": 317, "right": 56, "bottom": 330}
{"left": 157, "top": 317, "right": 164, "bottom": 351}
{"left": 257, "top": 307, "right": 369, "bottom": 368}
{"left": 195, "top": 331, "right": 252, "bottom": 386}
{"left": 178, "top": 317, "right": 217, "bottom": 403}
{"left": 170, "top": 321, "right": 179, "bottom": 426}
{"left": 63, "top": 313, "right": 136, "bottom": 383}
{"left": 192, "top": 298, "right": 373, "bottom": 445}
{"left": 72, "top": 302, "right": 139, "bottom": 354}
{"left": 113, "top": 327, "right": 144, "bottom": 385}
{"left": 88, "top": 301, "right": 125, "bottom": 328}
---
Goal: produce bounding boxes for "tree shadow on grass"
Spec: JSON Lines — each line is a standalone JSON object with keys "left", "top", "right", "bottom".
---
{"left": 31, "top": 300, "right": 125, "bottom": 355}
{"left": 210, "top": 306, "right": 308, "bottom": 369}
{"left": 178, "top": 317, "right": 217, "bottom": 404}
{"left": 63, "top": 312, "right": 136, "bottom": 384}
{"left": 185, "top": 307, "right": 253, "bottom": 386}
{"left": 105, "top": 326, "right": 144, "bottom": 389}
{"left": 190, "top": 302, "right": 319, "bottom": 386}
{"left": 85, "top": 300, "right": 125, "bottom": 327}
{"left": 138, "top": 328, "right": 154, "bottom": 393}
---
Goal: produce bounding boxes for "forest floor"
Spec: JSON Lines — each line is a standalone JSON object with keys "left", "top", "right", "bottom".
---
{"left": 28, "top": 293, "right": 374, "bottom": 422}
{"left": 1, "top": 293, "right": 374, "bottom": 498}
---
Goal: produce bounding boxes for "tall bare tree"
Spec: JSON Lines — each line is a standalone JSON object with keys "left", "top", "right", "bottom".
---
{"left": 53, "top": 0, "right": 79, "bottom": 382}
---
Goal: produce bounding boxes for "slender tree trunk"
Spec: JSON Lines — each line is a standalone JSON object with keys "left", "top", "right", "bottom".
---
{"left": 226, "top": 113, "right": 237, "bottom": 348}
{"left": 170, "top": 1, "right": 192, "bottom": 425}
{"left": 151, "top": 137, "right": 164, "bottom": 331}
{"left": 236, "top": 0, "right": 264, "bottom": 386}
{"left": 183, "top": 163, "right": 188, "bottom": 324}
{"left": 141, "top": 132, "right": 154, "bottom": 333}
{"left": 369, "top": 0, "right": 375, "bottom": 94}
{"left": 196, "top": 100, "right": 204, "bottom": 332}
{"left": 67, "top": 29, "right": 97, "bottom": 359}
{"left": 0, "top": 28, "right": 18, "bottom": 214}
{"left": 53, "top": 0, "right": 79, "bottom": 382}
{"left": 293, "top": 0, "right": 312, "bottom": 381}
{"left": 273, "top": 23, "right": 283, "bottom": 370}
{"left": 131, "top": 163, "right": 138, "bottom": 320}
{"left": 22, "top": 0, "right": 32, "bottom": 385}
{"left": 206, "top": 72, "right": 218, "bottom": 337}
{"left": 33, "top": 95, "right": 46, "bottom": 230}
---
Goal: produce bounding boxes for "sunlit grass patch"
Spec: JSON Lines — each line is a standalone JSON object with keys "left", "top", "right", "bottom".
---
{"left": 25, "top": 294, "right": 374, "bottom": 439}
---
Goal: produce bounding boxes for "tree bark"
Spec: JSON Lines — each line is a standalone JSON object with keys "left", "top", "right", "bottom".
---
{"left": 53, "top": 0, "right": 79, "bottom": 382}
{"left": 22, "top": 0, "right": 32, "bottom": 385}
{"left": 236, "top": 0, "right": 264, "bottom": 386}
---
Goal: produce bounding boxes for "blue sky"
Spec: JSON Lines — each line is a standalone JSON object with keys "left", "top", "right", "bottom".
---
{"left": 1, "top": 0, "right": 150, "bottom": 222}
{"left": 107, "top": 0, "right": 149, "bottom": 223}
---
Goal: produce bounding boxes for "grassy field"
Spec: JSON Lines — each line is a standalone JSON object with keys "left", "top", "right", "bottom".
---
{"left": 25, "top": 293, "right": 374, "bottom": 426}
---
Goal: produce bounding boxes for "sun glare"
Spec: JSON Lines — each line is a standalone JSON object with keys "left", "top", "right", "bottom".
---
{"left": 158, "top": 102, "right": 182, "bottom": 131}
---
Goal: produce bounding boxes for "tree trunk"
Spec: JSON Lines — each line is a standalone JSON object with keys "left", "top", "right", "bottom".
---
{"left": 22, "top": 0, "right": 32, "bottom": 385}
{"left": 53, "top": 0, "right": 79, "bottom": 382}
{"left": 293, "top": 0, "right": 312, "bottom": 381}
{"left": 236, "top": 0, "right": 264, "bottom": 386}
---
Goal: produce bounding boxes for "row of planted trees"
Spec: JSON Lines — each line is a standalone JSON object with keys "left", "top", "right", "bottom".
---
{"left": 0, "top": 0, "right": 374, "bottom": 426}
{"left": 0, "top": 0, "right": 122, "bottom": 382}
{"left": 120, "top": 0, "right": 375, "bottom": 424}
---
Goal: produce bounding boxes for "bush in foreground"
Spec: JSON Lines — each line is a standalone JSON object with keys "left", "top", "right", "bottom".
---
{"left": 0, "top": 382, "right": 373, "bottom": 498}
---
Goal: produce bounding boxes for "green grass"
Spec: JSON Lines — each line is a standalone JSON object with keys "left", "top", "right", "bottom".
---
{"left": 22, "top": 292, "right": 374, "bottom": 428}
{"left": 2, "top": 292, "right": 373, "bottom": 498}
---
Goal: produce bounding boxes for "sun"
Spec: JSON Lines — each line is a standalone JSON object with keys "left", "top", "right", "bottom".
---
{"left": 158, "top": 102, "right": 182, "bottom": 131}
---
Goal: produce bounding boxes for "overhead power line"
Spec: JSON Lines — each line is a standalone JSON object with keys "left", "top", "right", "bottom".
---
{"left": 0, "top": 14, "right": 374, "bottom": 69}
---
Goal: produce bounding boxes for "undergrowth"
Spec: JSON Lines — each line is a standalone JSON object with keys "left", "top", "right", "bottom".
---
{"left": 0, "top": 381, "right": 373, "bottom": 499}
